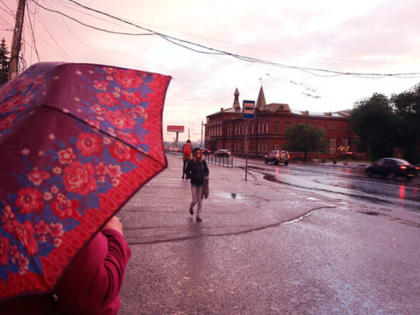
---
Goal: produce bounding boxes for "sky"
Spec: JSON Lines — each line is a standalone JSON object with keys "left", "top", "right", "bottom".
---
{"left": 1, "top": 0, "right": 420, "bottom": 142}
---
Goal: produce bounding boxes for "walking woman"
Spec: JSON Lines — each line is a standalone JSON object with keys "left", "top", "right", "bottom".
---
{"left": 184, "top": 148, "right": 209, "bottom": 222}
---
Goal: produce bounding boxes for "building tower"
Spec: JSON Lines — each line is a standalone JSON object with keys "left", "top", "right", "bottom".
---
{"left": 233, "top": 88, "right": 241, "bottom": 112}
{"left": 256, "top": 86, "right": 266, "bottom": 110}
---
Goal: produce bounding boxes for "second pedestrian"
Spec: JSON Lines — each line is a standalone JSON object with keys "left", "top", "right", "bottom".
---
{"left": 184, "top": 148, "right": 209, "bottom": 222}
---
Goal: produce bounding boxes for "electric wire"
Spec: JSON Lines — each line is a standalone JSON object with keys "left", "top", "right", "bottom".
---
{"left": 26, "top": 1, "right": 41, "bottom": 62}
{"left": 48, "top": 0, "right": 143, "bottom": 32}
{"left": 64, "top": 0, "right": 420, "bottom": 78}
{"left": 58, "top": 15, "right": 116, "bottom": 54}
{"left": 33, "top": 6, "right": 73, "bottom": 61}
{"left": 31, "top": 0, "right": 154, "bottom": 36}
{"left": 0, "top": 0, "right": 15, "bottom": 16}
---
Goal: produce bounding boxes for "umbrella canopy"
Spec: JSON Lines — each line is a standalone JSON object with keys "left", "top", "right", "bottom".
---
{"left": 0, "top": 63, "right": 171, "bottom": 300}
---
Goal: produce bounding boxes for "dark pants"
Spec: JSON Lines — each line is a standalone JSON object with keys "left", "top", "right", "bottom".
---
{"left": 183, "top": 159, "right": 188, "bottom": 177}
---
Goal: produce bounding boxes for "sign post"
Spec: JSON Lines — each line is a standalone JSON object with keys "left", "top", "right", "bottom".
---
{"left": 243, "top": 100, "right": 255, "bottom": 182}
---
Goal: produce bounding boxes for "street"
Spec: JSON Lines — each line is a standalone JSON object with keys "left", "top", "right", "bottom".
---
{"left": 235, "top": 157, "right": 420, "bottom": 213}
{"left": 119, "top": 154, "right": 420, "bottom": 314}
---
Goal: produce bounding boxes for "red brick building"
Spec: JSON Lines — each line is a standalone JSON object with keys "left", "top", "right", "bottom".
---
{"left": 205, "top": 87, "right": 357, "bottom": 158}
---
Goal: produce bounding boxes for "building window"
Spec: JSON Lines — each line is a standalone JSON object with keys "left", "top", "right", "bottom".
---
{"left": 265, "top": 123, "right": 269, "bottom": 134}
{"left": 274, "top": 122, "right": 280, "bottom": 135}
{"left": 329, "top": 139, "right": 336, "bottom": 154}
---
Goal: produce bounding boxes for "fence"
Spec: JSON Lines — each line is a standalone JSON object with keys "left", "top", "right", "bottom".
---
{"left": 165, "top": 151, "right": 234, "bottom": 168}
{"left": 205, "top": 153, "right": 234, "bottom": 167}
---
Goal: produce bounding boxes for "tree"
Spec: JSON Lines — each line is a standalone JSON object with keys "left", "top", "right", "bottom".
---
{"left": 0, "top": 38, "right": 10, "bottom": 85}
{"left": 284, "top": 123, "right": 327, "bottom": 160}
{"left": 390, "top": 84, "right": 420, "bottom": 163}
{"left": 350, "top": 93, "right": 398, "bottom": 161}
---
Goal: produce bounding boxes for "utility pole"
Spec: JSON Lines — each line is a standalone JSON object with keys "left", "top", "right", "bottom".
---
{"left": 8, "top": 0, "right": 26, "bottom": 80}
{"left": 188, "top": 128, "right": 190, "bottom": 140}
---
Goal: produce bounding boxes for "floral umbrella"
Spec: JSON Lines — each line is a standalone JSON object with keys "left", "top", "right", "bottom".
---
{"left": 0, "top": 63, "right": 171, "bottom": 300}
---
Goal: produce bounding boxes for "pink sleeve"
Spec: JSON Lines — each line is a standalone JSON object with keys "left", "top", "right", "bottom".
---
{"left": 102, "top": 229, "right": 132, "bottom": 304}
{"left": 55, "top": 230, "right": 131, "bottom": 315}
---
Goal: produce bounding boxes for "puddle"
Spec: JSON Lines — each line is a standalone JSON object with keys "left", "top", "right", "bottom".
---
{"left": 306, "top": 197, "right": 320, "bottom": 201}
{"left": 359, "top": 211, "right": 379, "bottom": 216}
{"left": 214, "top": 192, "right": 246, "bottom": 200}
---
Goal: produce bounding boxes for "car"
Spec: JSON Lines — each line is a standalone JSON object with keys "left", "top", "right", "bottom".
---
{"left": 365, "top": 158, "right": 419, "bottom": 180}
{"left": 202, "top": 148, "right": 211, "bottom": 155}
{"left": 264, "top": 150, "right": 290, "bottom": 166}
{"left": 215, "top": 149, "right": 232, "bottom": 157}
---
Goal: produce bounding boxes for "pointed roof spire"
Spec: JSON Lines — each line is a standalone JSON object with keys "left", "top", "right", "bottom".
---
{"left": 256, "top": 86, "right": 266, "bottom": 110}
{"left": 233, "top": 88, "right": 241, "bottom": 112}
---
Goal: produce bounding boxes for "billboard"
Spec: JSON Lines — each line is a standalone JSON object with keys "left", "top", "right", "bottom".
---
{"left": 167, "top": 125, "right": 184, "bottom": 133}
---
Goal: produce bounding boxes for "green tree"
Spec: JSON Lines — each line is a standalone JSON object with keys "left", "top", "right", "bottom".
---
{"left": 0, "top": 38, "right": 10, "bottom": 85}
{"left": 284, "top": 123, "right": 327, "bottom": 160}
{"left": 350, "top": 93, "right": 398, "bottom": 161}
{"left": 390, "top": 84, "right": 420, "bottom": 163}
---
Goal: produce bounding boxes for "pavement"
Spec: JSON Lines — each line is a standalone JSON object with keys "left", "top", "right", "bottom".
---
{"left": 118, "top": 154, "right": 420, "bottom": 314}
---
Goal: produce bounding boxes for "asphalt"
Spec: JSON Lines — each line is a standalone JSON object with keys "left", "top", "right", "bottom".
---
{"left": 118, "top": 154, "right": 420, "bottom": 314}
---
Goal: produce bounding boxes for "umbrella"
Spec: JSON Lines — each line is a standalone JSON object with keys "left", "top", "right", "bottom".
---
{"left": 0, "top": 62, "right": 171, "bottom": 300}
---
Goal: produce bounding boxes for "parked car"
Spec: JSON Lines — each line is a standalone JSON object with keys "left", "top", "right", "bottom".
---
{"left": 264, "top": 150, "right": 290, "bottom": 166}
{"left": 202, "top": 148, "right": 211, "bottom": 155}
{"left": 365, "top": 158, "right": 419, "bottom": 180}
{"left": 215, "top": 149, "right": 232, "bottom": 157}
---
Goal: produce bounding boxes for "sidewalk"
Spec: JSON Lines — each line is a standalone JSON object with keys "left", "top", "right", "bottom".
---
{"left": 119, "top": 155, "right": 338, "bottom": 245}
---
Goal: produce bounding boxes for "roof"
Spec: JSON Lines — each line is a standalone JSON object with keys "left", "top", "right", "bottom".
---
{"left": 290, "top": 109, "right": 351, "bottom": 118}
{"left": 256, "top": 86, "right": 266, "bottom": 109}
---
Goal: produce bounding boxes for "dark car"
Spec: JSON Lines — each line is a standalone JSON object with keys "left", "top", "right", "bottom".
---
{"left": 202, "top": 148, "right": 211, "bottom": 155}
{"left": 365, "top": 158, "right": 419, "bottom": 180}
{"left": 215, "top": 149, "right": 232, "bottom": 157}
{"left": 264, "top": 150, "right": 290, "bottom": 166}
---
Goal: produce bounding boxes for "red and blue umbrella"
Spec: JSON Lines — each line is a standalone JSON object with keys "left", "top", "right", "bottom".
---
{"left": 0, "top": 63, "right": 171, "bottom": 300}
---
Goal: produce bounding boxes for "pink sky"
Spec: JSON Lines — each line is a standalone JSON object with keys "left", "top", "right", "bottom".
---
{"left": 1, "top": 0, "right": 420, "bottom": 142}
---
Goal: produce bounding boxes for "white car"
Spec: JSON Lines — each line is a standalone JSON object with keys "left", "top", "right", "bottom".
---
{"left": 264, "top": 150, "right": 290, "bottom": 166}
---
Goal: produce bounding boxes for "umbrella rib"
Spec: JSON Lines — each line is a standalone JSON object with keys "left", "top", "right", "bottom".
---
{"left": 41, "top": 104, "right": 166, "bottom": 168}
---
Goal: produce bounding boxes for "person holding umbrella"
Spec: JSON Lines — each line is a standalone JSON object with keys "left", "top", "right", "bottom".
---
{"left": 1, "top": 216, "right": 131, "bottom": 314}
{"left": 184, "top": 148, "right": 209, "bottom": 222}
{"left": 0, "top": 63, "right": 172, "bottom": 313}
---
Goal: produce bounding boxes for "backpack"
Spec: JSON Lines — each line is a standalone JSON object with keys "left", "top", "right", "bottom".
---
{"left": 183, "top": 144, "right": 191, "bottom": 155}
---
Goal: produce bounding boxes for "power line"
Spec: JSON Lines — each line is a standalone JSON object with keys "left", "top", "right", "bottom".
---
{"left": 26, "top": 1, "right": 40, "bottom": 62}
{"left": 0, "top": 16, "right": 14, "bottom": 30}
{"left": 0, "top": 0, "right": 15, "bottom": 16}
{"left": 32, "top": 4, "right": 73, "bottom": 61}
{"left": 64, "top": 0, "right": 420, "bottom": 78}
{"left": 31, "top": 0, "right": 154, "bottom": 36}
{"left": 58, "top": 15, "right": 114, "bottom": 54}
{"left": 31, "top": 0, "right": 420, "bottom": 78}
{"left": 0, "top": 6, "right": 15, "bottom": 18}
{"left": 49, "top": 0, "right": 143, "bottom": 32}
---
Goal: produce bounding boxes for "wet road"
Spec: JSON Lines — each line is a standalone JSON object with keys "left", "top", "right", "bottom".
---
{"left": 120, "top": 155, "right": 420, "bottom": 314}
{"left": 235, "top": 158, "right": 420, "bottom": 212}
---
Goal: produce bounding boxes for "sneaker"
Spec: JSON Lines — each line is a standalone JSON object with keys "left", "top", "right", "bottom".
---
{"left": 196, "top": 217, "right": 202, "bottom": 222}
{"left": 189, "top": 207, "right": 194, "bottom": 215}
{"left": 182, "top": 175, "right": 185, "bottom": 179}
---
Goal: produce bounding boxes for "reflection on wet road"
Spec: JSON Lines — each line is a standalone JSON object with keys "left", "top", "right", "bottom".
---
{"left": 237, "top": 159, "right": 420, "bottom": 212}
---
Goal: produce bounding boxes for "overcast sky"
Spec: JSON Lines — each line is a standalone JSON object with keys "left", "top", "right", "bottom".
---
{"left": 1, "top": 0, "right": 420, "bottom": 142}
